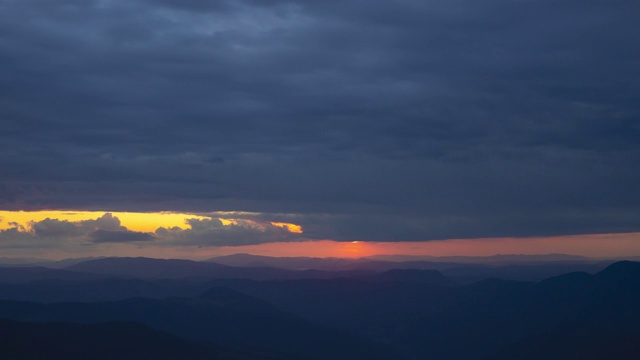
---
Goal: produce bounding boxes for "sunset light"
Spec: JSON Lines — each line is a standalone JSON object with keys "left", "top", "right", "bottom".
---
{"left": 271, "top": 222, "right": 303, "bottom": 234}
{"left": 219, "top": 218, "right": 240, "bottom": 226}
{"left": 0, "top": 1, "right": 638, "bottom": 358}
{"left": 0, "top": 210, "right": 210, "bottom": 233}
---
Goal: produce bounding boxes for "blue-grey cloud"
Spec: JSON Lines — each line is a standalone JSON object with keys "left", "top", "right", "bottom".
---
{"left": 154, "top": 217, "right": 303, "bottom": 246}
{"left": 90, "top": 229, "right": 155, "bottom": 243}
{"left": 0, "top": 213, "right": 156, "bottom": 248}
{"left": 0, "top": 0, "right": 638, "bottom": 242}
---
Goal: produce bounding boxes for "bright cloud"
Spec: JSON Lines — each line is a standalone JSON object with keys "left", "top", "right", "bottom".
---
{"left": 0, "top": 211, "right": 306, "bottom": 250}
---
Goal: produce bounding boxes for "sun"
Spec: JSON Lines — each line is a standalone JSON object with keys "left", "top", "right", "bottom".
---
{"left": 338, "top": 240, "right": 373, "bottom": 258}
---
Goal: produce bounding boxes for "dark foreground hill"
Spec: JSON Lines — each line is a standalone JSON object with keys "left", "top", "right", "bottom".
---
{"left": 0, "top": 266, "right": 106, "bottom": 283}
{"left": 1, "top": 259, "right": 639, "bottom": 359}
{"left": 0, "top": 318, "right": 220, "bottom": 360}
{"left": 64, "top": 256, "right": 372, "bottom": 281}
{"left": 486, "top": 321, "right": 640, "bottom": 360}
{"left": 0, "top": 287, "right": 402, "bottom": 360}
{"left": 202, "top": 261, "right": 640, "bottom": 359}
{"left": 65, "top": 257, "right": 291, "bottom": 280}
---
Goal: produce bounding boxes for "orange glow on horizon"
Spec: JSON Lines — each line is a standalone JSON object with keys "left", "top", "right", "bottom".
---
{"left": 203, "top": 232, "right": 640, "bottom": 259}
{"left": 0, "top": 210, "right": 638, "bottom": 261}
{"left": 0, "top": 232, "right": 638, "bottom": 261}
{"left": 340, "top": 240, "right": 374, "bottom": 257}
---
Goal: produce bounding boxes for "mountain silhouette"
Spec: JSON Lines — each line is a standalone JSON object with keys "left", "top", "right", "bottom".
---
{"left": 66, "top": 257, "right": 370, "bottom": 281}
{"left": 0, "top": 287, "right": 402, "bottom": 360}
{"left": 371, "top": 268, "right": 453, "bottom": 286}
{"left": 486, "top": 321, "right": 640, "bottom": 360}
{"left": 0, "top": 266, "right": 106, "bottom": 283}
{"left": 0, "top": 318, "right": 221, "bottom": 360}
{"left": 1, "top": 258, "right": 639, "bottom": 359}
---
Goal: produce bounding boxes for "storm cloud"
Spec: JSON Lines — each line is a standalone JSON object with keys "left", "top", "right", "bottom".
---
{"left": 0, "top": 0, "right": 638, "bottom": 242}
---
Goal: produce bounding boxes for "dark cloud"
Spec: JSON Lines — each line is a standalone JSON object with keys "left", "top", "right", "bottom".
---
{"left": 0, "top": 0, "right": 639, "bottom": 242}
{"left": 154, "top": 217, "right": 303, "bottom": 246}
{"left": 90, "top": 229, "right": 155, "bottom": 243}
{"left": 0, "top": 212, "right": 304, "bottom": 249}
{"left": 80, "top": 213, "right": 126, "bottom": 232}
{"left": 0, "top": 213, "right": 155, "bottom": 248}
{"left": 31, "top": 218, "right": 83, "bottom": 238}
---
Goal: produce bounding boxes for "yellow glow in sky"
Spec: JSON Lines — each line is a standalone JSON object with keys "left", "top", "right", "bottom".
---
{"left": 0, "top": 210, "right": 210, "bottom": 233}
{"left": 219, "top": 218, "right": 239, "bottom": 226}
{"left": 0, "top": 210, "right": 305, "bottom": 235}
{"left": 271, "top": 222, "right": 303, "bottom": 233}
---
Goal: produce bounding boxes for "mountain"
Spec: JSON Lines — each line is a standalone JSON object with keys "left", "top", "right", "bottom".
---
{"left": 397, "top": 260, "right": 640, "bottom": 359}
{"left": 0, "top": 263, "right": 452, "bottom": 304}
{"left": 594, "top": 260, "right": 640, "bottom": 283}
{"left": 441, "top": 262, "right": 610, "bottom": 283}
{"left": 65, "top": 256, "right": 309, "bottom": 280}
{"left": 366, "top": 253, "right": 591, "bottom": 264}
{"left": 65, "top": 257, "right": 370, "bottom": 281}
{"left": 0, "top": 257, "right": 46, "bottom": 265}
{"left": 0, "top": 287, "right": 403, "bottom": 360}
{"left": 370, "top": 268, "right": 453, "bottom": 286}
{"left": 343, "top": 259, "right": 609, "bottom": 283}
{"left": 66, "top": 257, "right": 237, "bottom": 278}
{"left": 66, "top": 257, "right": 384, "bottom": 280}
{"left": 202, "top": 261, "right": 640, "bottom": 360}
{"left": 202, "top": 277, "right": 458, "bottom": 346}
{"left": 486, "top": 322, "right": 640, "bottom": 360}
{"left": 0, "top": 318, "right": 222, "bottom": 360}
{"left": 44, "top": 255, "right": 611, "bottom": 284}
{"left": 3, "top": 257, "right": 639, "bottom": 359}
{"left": 34, "top": 257, "right": 108, "bottom": 269}
{"left": 210, "top": 253, "right": 598, "bottom": 273}
{"left": 209, "top": 253, "right": 369, "bottom": 270}
{"left": 0, "top": 278, "right": 185, "bottom": 303}
{"left": 0, "top": 266, "right": 107, "bottom": 283}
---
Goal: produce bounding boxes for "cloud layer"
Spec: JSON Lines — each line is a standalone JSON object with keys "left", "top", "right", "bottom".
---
{"left": 0, "top": 213, "right": 305, "bottom": 249}
{"left": 0, "top": 0, "right": 639, "bottom": 242}
{"left": 0, "top": 213, "right": 154, "bottom": 248}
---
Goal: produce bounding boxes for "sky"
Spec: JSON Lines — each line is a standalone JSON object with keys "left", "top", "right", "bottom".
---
{"left": 0, "top": 0, "right": 639, "bottom": 259}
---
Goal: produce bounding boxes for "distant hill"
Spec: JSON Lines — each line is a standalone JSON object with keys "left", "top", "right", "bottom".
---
{"left": 0, "top": 318, "right": 221, "bottom": 360}
{"left": 211, "top": 253, "right": 595, "bottom": 268}
{"left": 0, "top": 278, "right": 182, "bottom": 303}
{"left": 0, "top": 266, "right": 107, "bottom": 283}
{"left": 66, "top": 257, "right": 234, "bottom": 278}
{"left": 66, "top": 257, "right": 369, "bottom": 281}
{"left": 3, "top": 257, "right": 640, "bottom": 359}
{"left": 65, "top": 256, "right": 307, "bottom": 280}
{"left": 366, "top": 253, "right": 592, "bottom": 263}
{"left": 202, "top": 261, "right": 640, "bottom": 360}
{"left": 399, "top": 260, "right": 640, "bottom": 359}
{"left": 0, "top": 287, "right": 403, "bottom": 360}
{"left": 594, "top": 260, "right": 640, "bottom": 283}
{"left": 486, "top": 322, "right": 640, "bottom": 360}
{"left": 344, "top": 259, "right": 610, "bottom": 283}
{"left": 208, "top": 253, "right": 610, "bottom": 283}
{"left": 209, "top": 253, "right": 369, "bottom": 270}
{"left": 370, "top": 268, "right": 453, "bottom": 286}
{"left": 0, "top": 257, "right": 46, "bottom": 266}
